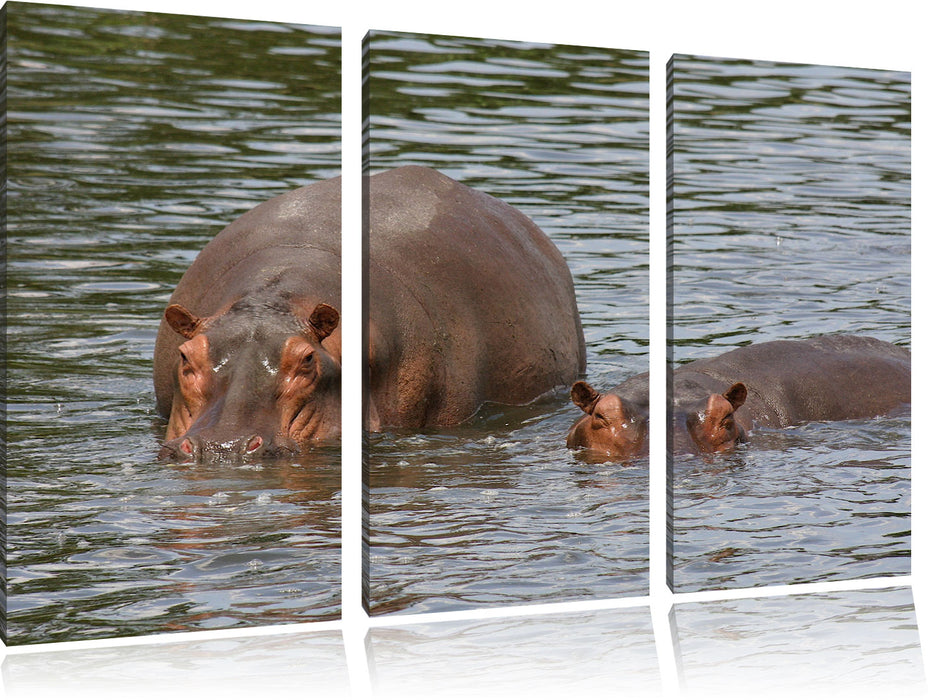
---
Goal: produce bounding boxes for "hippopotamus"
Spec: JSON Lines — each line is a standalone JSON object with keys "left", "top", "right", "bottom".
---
{"left": 155, "top": 166, "right": 585, "bottom": 460}
{"left": 566, "top": 373, "right": 650, "bottom": 461}
{"left": 566, "top": 335, "right": 910, "bottom": 460}
{"left": 366, "top": 165, "right": 586, "bottom": 429}
{"left": 153, "top": 176, "right": 342, "bottom": 461}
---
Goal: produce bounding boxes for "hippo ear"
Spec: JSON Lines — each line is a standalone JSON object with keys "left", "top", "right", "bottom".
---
{"left": 723, "top": 382, "right": 747, "bottom": 411}
{"left": 165, "top": 304, "right": 203, "bottom": 339}
{"left": 309, "top": 303, "right": 340, "bottom": 342}
{"left": 571, "top": 381, "right": 601, "bottom": 414}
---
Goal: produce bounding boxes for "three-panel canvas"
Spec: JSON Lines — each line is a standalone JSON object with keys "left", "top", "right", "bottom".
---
{"left": 0, "top": 1, "right": 919, "bottom": 694}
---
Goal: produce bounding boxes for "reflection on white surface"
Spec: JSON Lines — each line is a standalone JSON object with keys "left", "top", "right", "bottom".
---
{"left": 672, "top": 586, "right": 926, "bottom": 698}
{"left": 1, "top": 586, "right": 926, "bottom": 699}
{"left": 1, "top": 630, "right": 348, "bottom": 700}
{"left": 367, "top": 606, "right": 660, "bottom": 699}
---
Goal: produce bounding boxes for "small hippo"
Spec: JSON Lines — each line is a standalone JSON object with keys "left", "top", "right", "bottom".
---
{"left": 567, "top": 335, "right": 910, "bottom": 460}
{"left": 566, "top": 373, "right": 649, "bottom": 461}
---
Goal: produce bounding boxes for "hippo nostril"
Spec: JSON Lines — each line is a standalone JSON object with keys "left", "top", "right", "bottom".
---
{"left": 244, "top": 435, "right": 264, "bottom": 454}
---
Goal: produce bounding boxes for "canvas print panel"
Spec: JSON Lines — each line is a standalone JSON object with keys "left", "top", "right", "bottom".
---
{"left": 363, "top": 31, "right": 649, "bottom": 614}
{"left": 666, "top": 55, "right": 911, "bottom": 592}
{"left": 3, "top": 2, "right": 341, "bottom": 644}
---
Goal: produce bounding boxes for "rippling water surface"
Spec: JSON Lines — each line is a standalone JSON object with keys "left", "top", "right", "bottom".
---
{"left": 668, "top": 56, "right": 910, "bottom": 592}
{"left": 5, "top": 4, "right": 341, "bottom": 643}
{"left": 364, "top": 32, "right": 649, "bottom": 614}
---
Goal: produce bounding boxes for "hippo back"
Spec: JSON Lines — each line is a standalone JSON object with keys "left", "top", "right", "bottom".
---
{"left": 680, "top": 335, "right": 910, "bottom": 428}
{"left": 367, "top": 166, "right": 586, "bottom": 428}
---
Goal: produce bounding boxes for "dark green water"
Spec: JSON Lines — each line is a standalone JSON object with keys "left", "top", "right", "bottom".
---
{"left": 4, "top": 3, "right": 341, "bottom": 644}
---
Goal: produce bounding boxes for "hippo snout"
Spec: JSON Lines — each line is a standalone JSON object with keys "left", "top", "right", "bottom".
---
{"left": 159, "top": 432, "right": 274, "bottom": 463}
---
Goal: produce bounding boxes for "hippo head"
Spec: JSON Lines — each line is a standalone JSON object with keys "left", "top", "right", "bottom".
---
{"left": 159, "top": 298, "right": 341, "bottom": 462}
{"left": 566, "top": 381, "right": 648, "bottom": 461}
{"left": 685, "top": 382, "right": 747, "bottom": 453}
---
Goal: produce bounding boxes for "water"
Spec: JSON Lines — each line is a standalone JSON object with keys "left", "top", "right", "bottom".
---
{"left": 4, "top": 4, "right": 341, "bottom": 644}
{"left": 363, "top": 32, "right": 650, "bottom": 613}
{"left": 668, "top": 56, "right": 911, "bottom": 591}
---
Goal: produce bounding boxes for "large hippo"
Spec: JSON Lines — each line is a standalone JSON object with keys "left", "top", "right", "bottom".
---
{"left": 156, "top": 166, "right": 585, "bottom": 460}
{"left": 566, "top": 335, "right": 910, "bottom": 460}
{"left": 366, "top": 166, "right": 586, "bottom": 430}
{"left": 154, "top": 176, "right": 342, "bottom": 461}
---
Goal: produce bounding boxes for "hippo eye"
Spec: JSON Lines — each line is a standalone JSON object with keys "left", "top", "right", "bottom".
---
{"left": 300, "top": 351, "right": 317, "bottom": 373}
{"left": 179, "top": 351, "right": 197, "bottom": 381}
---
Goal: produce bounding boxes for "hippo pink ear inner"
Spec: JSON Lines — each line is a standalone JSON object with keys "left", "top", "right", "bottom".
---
{"left": 570, "top": 380, "right": 601, "bottom": 414}
{"left": 165, "top": 304, "right": 203, "bottom": 339}
{"left": 308, "top": 303, "right": 340, "bottom": 342}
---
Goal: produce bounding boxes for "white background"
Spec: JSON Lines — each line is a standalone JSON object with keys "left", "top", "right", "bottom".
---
{"left": 1, "top": 1, "right": 931, "bottom": 698}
